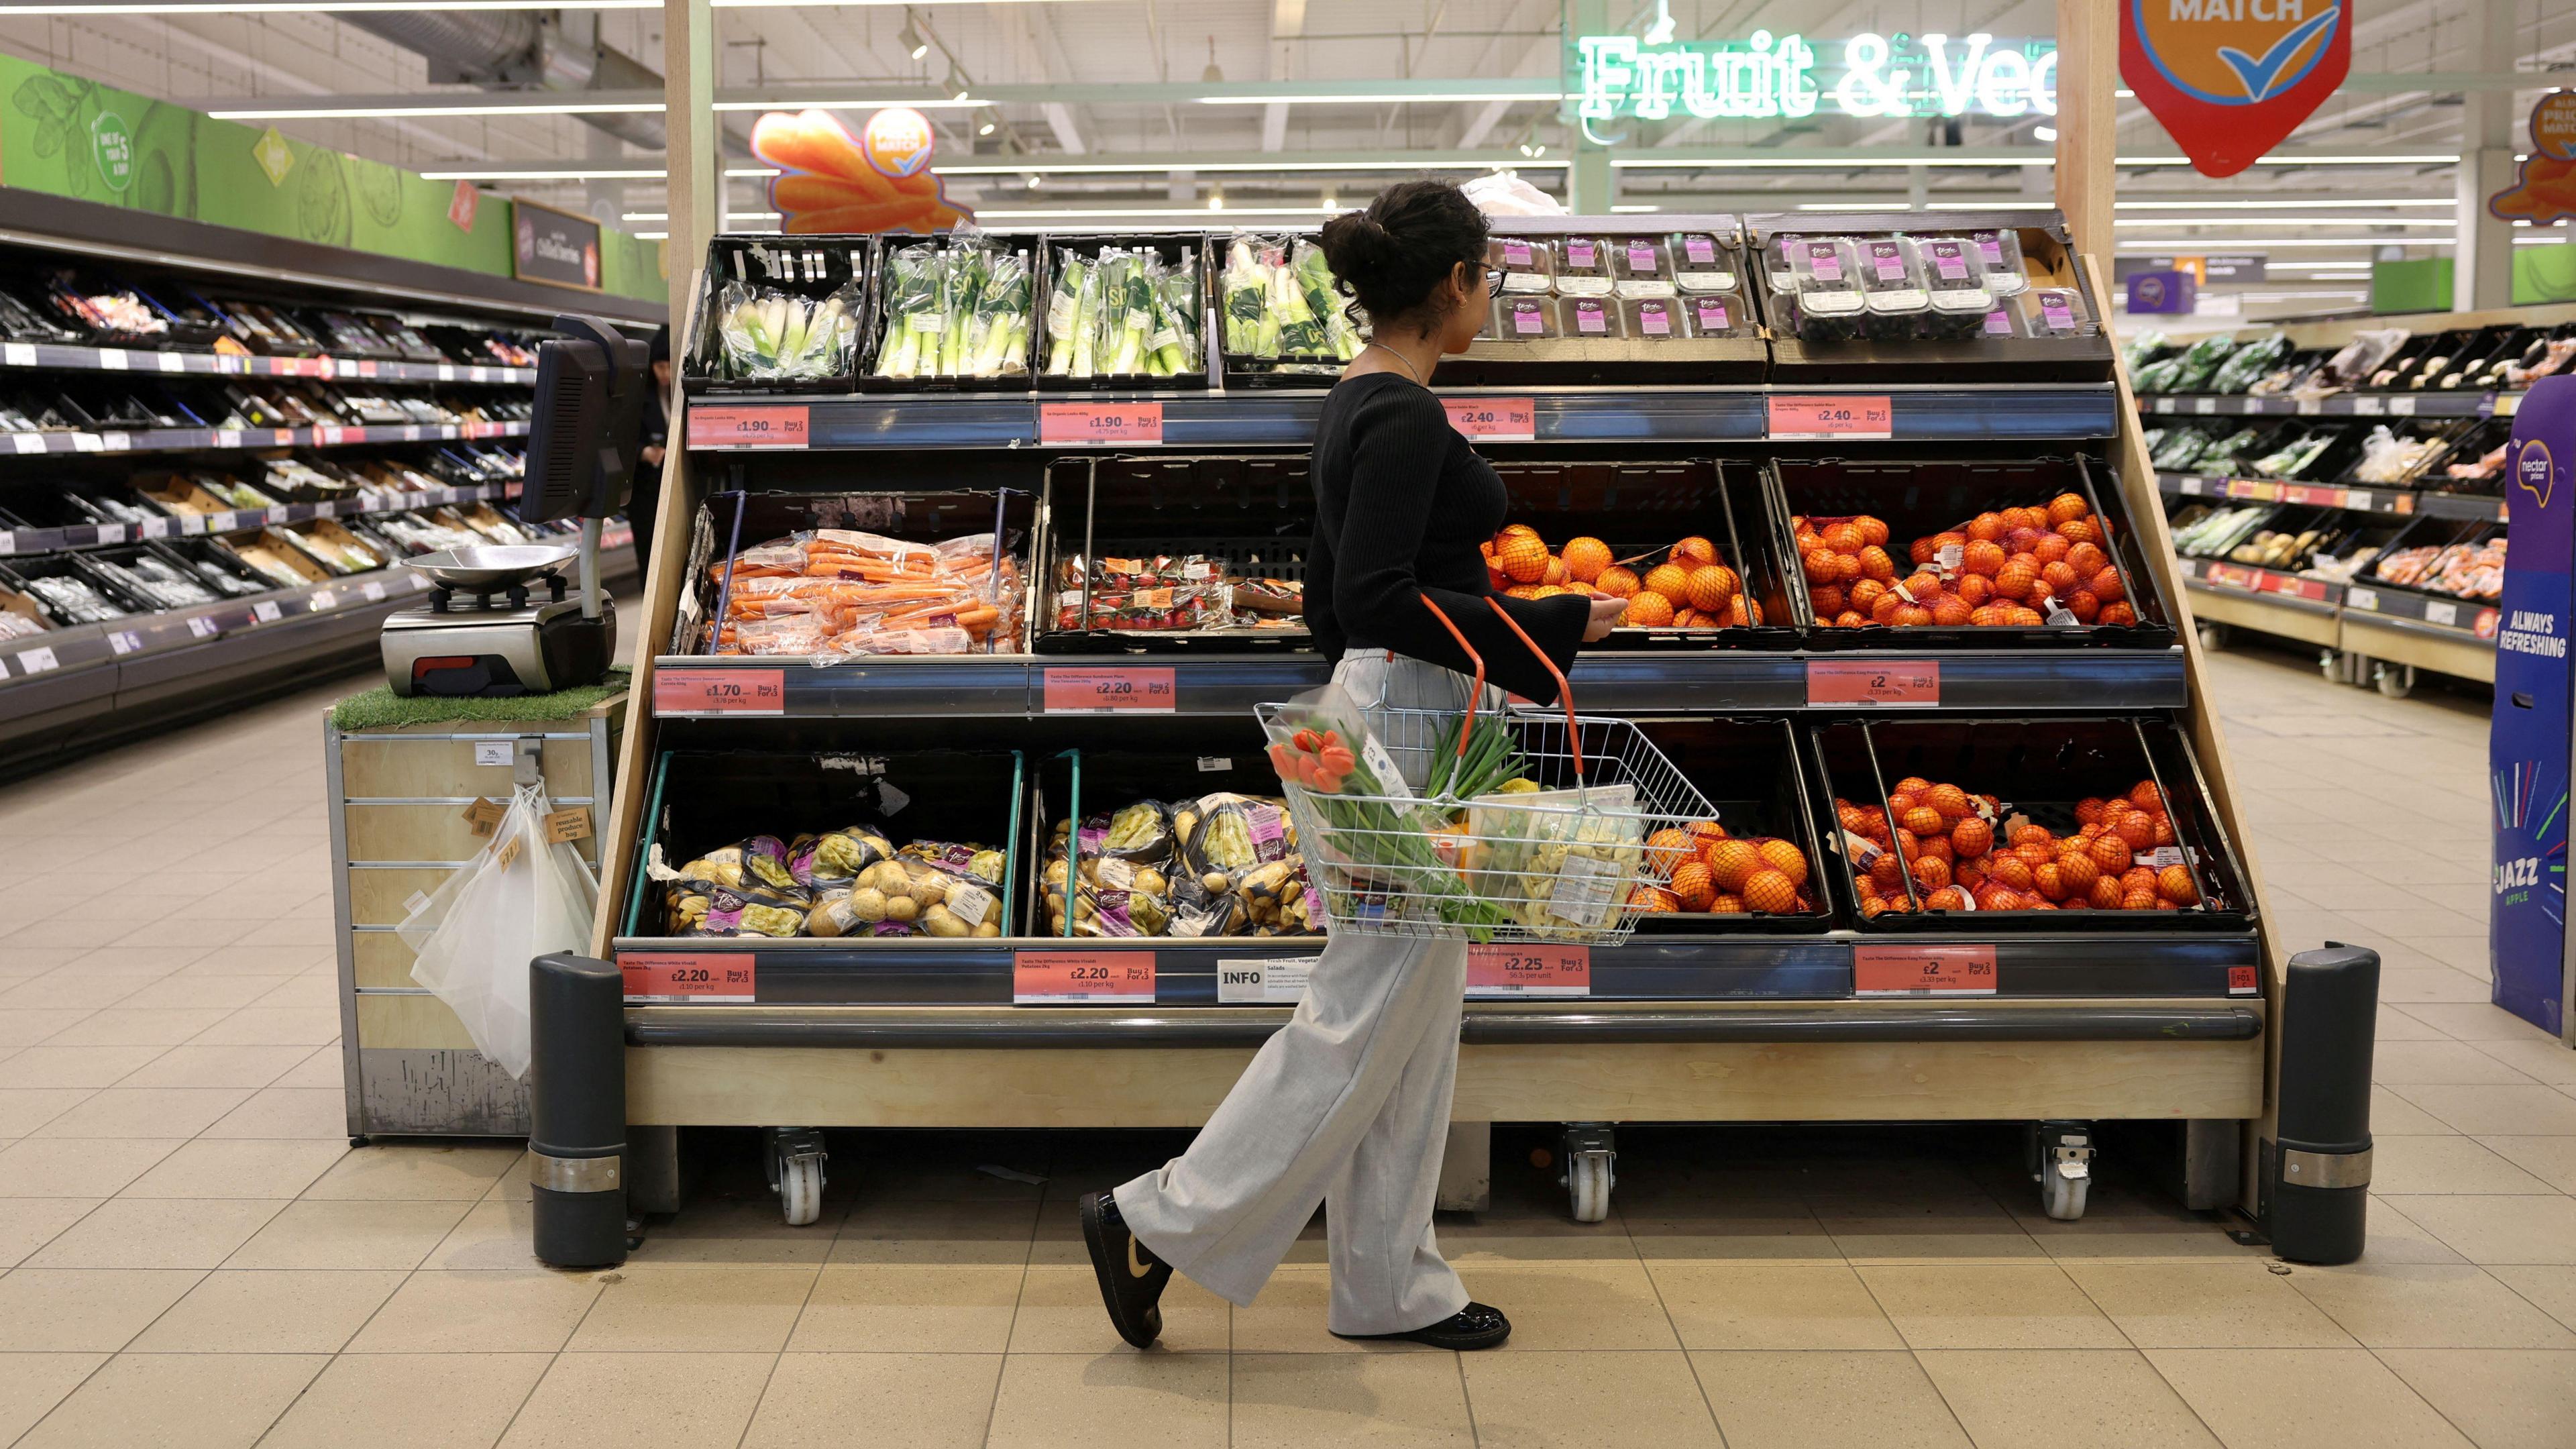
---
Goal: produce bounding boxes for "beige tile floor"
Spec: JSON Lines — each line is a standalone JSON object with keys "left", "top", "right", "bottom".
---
{"left": 0, "top": 643, "right": 2570, "bottom": 1448}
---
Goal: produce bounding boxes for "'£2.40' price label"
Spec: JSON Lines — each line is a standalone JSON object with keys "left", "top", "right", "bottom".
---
{"left": 1442, "top": 396, "right": 1536, "bottom": 442}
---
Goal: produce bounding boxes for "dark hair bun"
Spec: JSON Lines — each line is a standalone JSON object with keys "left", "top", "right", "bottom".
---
{"left": 1316, "top": 179, "right": 1489, "bottom": 331}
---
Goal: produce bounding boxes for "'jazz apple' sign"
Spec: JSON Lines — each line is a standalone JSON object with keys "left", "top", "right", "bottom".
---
{"left": 2122, "top": 1, "right": 2351, "bottom": 178}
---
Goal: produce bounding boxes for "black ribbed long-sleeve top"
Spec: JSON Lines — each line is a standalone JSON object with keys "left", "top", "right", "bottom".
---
{"left": 1307, "top": 372, "right": 1590, "bottom": 704}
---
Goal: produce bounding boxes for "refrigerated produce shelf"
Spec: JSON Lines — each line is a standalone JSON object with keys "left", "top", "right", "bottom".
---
{"left": 0, "top": 420, "right": 526, "bottom": 457}
{"left": 0, "top": 341, "right": 534, "bottom": 385}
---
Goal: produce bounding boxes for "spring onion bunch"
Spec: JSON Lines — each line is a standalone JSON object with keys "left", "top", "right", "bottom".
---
{"left": 1043, "top": 246, "right": 1203, "bottom": 379}
{"left": 1220, "top": 235, "right": 1364, "bottom": 368}
{"left": 713, "top": 279, "right": 863, "bottom": 380}
{"left": 873, "top": 241, "right": 1033, "bottom": 380}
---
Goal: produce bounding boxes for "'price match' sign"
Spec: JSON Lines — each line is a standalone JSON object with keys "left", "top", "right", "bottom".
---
{"left": 1854, "top": 944, "right": 1996, "bottom": 996}
{"left": 1767, "top": 394, "right": 1894, "bottom": 440}
{"left": 1039, "top": 401, "right": 1164, "bottom": 445}
{"left": 621, "top": 953, "right": 756, "bottom": 1003}
{"left": 1043, "top": 666, "right": 1176, "bottom": 714}
{"left": 653, "top": 667, "right": 786, "bottom": 716}
{"left": 1014, "top": 949, "right": 1156, "bottom": 1004}
{"left": 688, "top": 405, "right": 810, "bottom": 449}
{"left": 1443, "top": 396, "right": 1537, "bottom": 442}
{"left": 1466, "top": 943, "right": 1591, "bottom": 997}
{"left": 1806, "top": 659, "right": 1940, "bottom": 707}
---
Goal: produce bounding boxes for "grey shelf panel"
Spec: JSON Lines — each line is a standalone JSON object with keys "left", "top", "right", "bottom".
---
{"left": 2, "top": 483, "right": 520, "bottom": 558}
{"left": 2140, "top": 390, "right": 2516, "bottom": 420}
{"left": 0, "top": 420, "right": 525, "bottom": 458}
{"left": 0, "top": 339, "right": 532, "bottom": 385}
{"left": 2157, "top": 471, "right": 2508, "bottom": 524}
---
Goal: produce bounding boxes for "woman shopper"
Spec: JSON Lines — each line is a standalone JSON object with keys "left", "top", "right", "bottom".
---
{"left": 1081, "top": 180, "right": 1625, "bottom": 1352}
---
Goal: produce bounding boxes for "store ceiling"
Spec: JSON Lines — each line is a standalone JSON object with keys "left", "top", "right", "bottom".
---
{"left": 1, "top": 0, "right": 2571, "bottom": 313}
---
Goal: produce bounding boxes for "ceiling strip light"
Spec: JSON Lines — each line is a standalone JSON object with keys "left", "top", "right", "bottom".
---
{"left": 2119, "top": 237, "right": 2455, "bottom": 248}
{"left": 2113, "top": 218, "right": 2457, "bottom": 227}
{"left": 2116, "top": 198, "right": 2457, "bottom": 209}
{"left": 1197, "top": 91, "right": 1564, "bottom": 105}
{"left": 211, "top": 101, "right": 661, "bottom": 119}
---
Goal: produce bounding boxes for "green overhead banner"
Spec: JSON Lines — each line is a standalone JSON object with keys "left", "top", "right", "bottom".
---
{"left": 0, "top": 53, "right": 663, "bottom": 306}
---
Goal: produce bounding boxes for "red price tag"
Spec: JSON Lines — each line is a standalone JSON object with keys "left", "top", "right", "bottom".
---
{"left": 653, "top": 667, "right": 786, "bottom": 716}
{"left": 1039, "top": 402, "right": 1164, "bottom": 445}
{"left": 2228, "top": 965, "right": 2260, "bottom": 995}
{"left": 1466, "top": 943, "right": 1591, "bottom": 997}
{"left": 1442, "top": 396, "right": 1536, "bottom": 442}
{"left": 1854, "top": 945, "right": 1996, "bottom": 996}
{"left": 1015, "top": 949, "right": 1156, "bottom": 1004}
{"left": 1806, "top": 659, "right": 1939, "bottom": 707}
{"left": 1766, "top": 394, "right": 1892, "bottom": 440}
{"left": 1043, "top": 666, "right": 1175, "bottom": 714}
{"left": 688, "top": 405, "right": 811, "bottom": 449}
{"left": 621, "top": 952, "right": 756, "bottom": 1003}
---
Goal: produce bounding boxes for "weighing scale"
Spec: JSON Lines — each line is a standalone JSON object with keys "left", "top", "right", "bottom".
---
{"left": 380, "top": 315, "right": 647, "bottom": 698}
{"left": 381, "top": 543, "right": 614, "bottom": 697}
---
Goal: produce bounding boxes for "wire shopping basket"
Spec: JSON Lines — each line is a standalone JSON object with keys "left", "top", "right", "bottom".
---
{"left": 1256, "top": 596, "right": 1722, "bottom": 944}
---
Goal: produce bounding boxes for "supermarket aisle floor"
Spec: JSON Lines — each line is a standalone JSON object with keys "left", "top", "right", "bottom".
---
{"left": 1, "top": 646, "right": 2571, "bottom": 1449}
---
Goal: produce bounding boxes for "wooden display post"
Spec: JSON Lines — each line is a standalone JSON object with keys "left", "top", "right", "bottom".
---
{"left": 588, "top": 0, "right": 2281, "bottom": 1224}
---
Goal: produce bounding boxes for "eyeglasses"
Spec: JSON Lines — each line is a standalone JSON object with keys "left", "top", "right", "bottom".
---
{"left": 1480, "top": 265, "right": 1507, "bottom": 294}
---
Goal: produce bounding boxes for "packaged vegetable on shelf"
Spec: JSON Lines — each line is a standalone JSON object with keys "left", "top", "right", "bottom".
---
{"left": 661, "top": 837, "right": 810, "bottom": 938}
{"left": 873, "top": 239, "right": 1033, "bottom": 380}
{"left": 1043, "top": 246, "right": 1203, "bottom": 380}
{"left": 1220, "top": 235, "right": 1364, "bottom": 369}
{"left": 706, "top": 526, "right": 1022, "bottom": 658}
{"left": 2209, "top": 332, "right": 2290, "bottom": 394}
{"left": 712, "top": 278, "right": 864, "bottom": 382}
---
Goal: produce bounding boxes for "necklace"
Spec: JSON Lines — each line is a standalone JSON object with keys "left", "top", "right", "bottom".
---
{"left": 1366, "top": 341, "right": 1423, "bottom": 383}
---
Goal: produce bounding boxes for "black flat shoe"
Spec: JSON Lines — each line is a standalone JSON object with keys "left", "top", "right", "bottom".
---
{"left": 1079, "top": 1189, "right": 1171, "bottom": 1348}
{"left": 1333, "top": 1302, "right": 1512, "bottom": 1350}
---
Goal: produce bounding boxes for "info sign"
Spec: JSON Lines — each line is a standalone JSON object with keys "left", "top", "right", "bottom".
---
{"left": 2121, "top": 1, "right": 2352, "bottom": 178}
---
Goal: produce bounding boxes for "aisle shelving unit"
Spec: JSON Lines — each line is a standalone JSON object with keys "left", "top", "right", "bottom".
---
{"left": 0, "top": 200, "right": 648, "bottom": 764}
{"left": 594, "top": 209, "right": 2278, "bottom": 1227}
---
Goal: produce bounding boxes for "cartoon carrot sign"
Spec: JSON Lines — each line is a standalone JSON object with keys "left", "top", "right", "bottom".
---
{"left": 752, "top": 108, "right": 973, "bottom": 235}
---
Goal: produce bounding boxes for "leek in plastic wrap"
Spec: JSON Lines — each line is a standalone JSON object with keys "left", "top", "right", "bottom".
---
{"left": 2209, "top": 331, "right": 2290, "bottom": 395}
{"left": 873, "top": 240, "right": 1032, "bottom": 380}
{"left": 2130, "top": 356, "right": 2185, "bottom": 394}
{"left": 1220, "top": 234, "right": 1363, "bottom": 370}
{"left": 1044, "top": 247, "right": 1203, "bottom": 378}
{"left": 2170, "top": 333, "right": 2239, "bottom": 392}
{"left": 2150, "top": 427, "right": 2210, "bottom": 470}
{"left": 2122, "top": 330, "right": 2169, "bottom": 372}
{"left": 2252, "top": 431, "right": 2336, "bottom": 479}
{"left": 713, "top": 279, "right": 862, "bottom": 381}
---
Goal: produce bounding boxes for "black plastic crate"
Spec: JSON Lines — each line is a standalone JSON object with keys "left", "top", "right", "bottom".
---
{"left": 1030, "top": 741, "right": 1319, "bottom": 941}
{"left": 1765, "top": 454, "right": 2176, "bottom": 649}
{"left": 2414, "top": 415, "right": 2514, "bottom": 495}
{"left": 1626, "top": 716, "right": 1836, "bottom": 935}
{"left": 682, "top": 235, "right": 874, "bottom": 396}
{"left": 1205, "top": 231, "right": 1360, "bottom": 390}
{"left": 1030, "top": 234, "right": 1211, "bottom": 390}
{"left": 152, "top": 537, "right": 271, "bottom": 600}
{"left": 1035, "top": 453, "right": 1311, "bottom": 654}
{"left": 0, "top": 553, "right": 134, "bottom": 626}
{"left": 855, "top": 232, "right": 1041, "bottom": 394}
{"left": 1807, "top": 715, "right": 2254, "bottom": 934}
{"left": 2333, "top": 417, "right": 2475, "bottom": 490}
{"left": 623, "top": 747, "right": 1026, "bottom": 941}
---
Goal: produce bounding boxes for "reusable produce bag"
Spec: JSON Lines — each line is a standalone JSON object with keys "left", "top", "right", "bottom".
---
{"left": 396, "top": 784, "right": 598, "bottom": 1078}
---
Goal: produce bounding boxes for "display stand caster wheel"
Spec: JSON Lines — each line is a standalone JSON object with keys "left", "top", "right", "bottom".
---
{"left": 1557, "top": 1124, "right": 1616, "bottom": 1224}
{"left": 763, "top": 1127, "right": 828, "bottom": 1227}
{"left": 2198, "top": 623, "right": 2229, "bottom": 652}
{"left": 2318, "top": 648, "right": 2341, "bottom": 682}
{"left": 2027, "top": 1121, "right": 2094, "bottom": 1221}
{"left": 2375, "top": 663, "right": 2416, "bottom": 700}
{"left": 349, "top": 1135, "right": 370, "bottom": 1149}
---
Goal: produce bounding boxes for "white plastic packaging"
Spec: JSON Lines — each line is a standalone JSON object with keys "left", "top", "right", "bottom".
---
{"left": 396, "top": 783, "right": 600, "bottom": 1079}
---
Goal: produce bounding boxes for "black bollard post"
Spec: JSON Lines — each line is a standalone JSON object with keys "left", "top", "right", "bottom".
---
{"left": 2269, "top": 943, "right": 2379, "bottom": 1265}
{"left": 529, "top": 952, "right": 628, "bottom": 1269}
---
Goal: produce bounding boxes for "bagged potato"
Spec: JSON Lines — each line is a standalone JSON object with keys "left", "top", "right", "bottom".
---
{"left": 789, "top": 825, "right": 893, "bottom": 893}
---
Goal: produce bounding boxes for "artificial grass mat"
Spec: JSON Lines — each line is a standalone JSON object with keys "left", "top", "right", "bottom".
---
{"left": 330, "top": 667, "right": 631, "bottom": 731}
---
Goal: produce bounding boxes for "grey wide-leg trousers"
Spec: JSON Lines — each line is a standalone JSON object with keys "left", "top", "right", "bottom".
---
{"left": 1114, "top": 651, "right": 1476, "bottom": 1336}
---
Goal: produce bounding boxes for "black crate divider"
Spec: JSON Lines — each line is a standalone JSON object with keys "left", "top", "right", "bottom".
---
{"left": 681, "top": 235, "right": 875, "bottom": 397}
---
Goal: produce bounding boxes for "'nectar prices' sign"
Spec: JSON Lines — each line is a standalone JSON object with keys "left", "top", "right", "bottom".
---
{"left": 1466, "top": 944, "right": 1591, "bottom": 997}
{"left": 1014, "top": 950, "right": 1155, "bottom": 1004}
{"left": 1854, "top": 944, "right": 1996, "bottom": 996}
{"left": 1767, "top": 394, "right": 1892, "bottom": 440}
{"left": 1443, "top": 396, "right": 1537, "bottom": 441}
{"left": 1040, "top": 402, "right": 1163, "bottom": 445}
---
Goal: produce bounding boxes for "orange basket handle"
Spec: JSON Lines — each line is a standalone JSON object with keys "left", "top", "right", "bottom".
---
{"left": 1414, "top": 595, "right": 1489, "bottom": 773}
{"left": 1481, "top": 596, "right": 1583, "bottom": 781}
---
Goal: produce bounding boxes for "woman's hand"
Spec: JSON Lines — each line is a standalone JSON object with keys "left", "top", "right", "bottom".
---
{"left": 1580, "top": 590, "right": 1626, "bottom": 643}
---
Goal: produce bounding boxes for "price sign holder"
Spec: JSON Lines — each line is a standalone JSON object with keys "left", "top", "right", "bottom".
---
{"left": 621, "top": 952, "right": 757, "bottom": 1004}
{"left": 1039, "top": 401, "right": 1164, "bottom": 446}
{"left": 1442, "top": 396, "right": 1537, "bottom": 442}
{"left": 1043, "top": 665, "right": 1177, "bottom": 714}
{"left": 1465, "top": 943, "right": 1591, "bottom": 997}
{"left": 1806, "top": 659, "right": 1940, "bottom": 707}
{"left": 687, "top": 405, "right": 812, "bottom": 449}
{"left": 1014, "top": 949, "right": 1156, "bottom": 1004}
{"left": 1767, "top": 394, "right": 1894, "bottom": 441}
{"left": 1854, "top": 944, "right": 1997, "bottom": 996}
{"left": 653, "top": 666, "right": 787, "bottom": 716}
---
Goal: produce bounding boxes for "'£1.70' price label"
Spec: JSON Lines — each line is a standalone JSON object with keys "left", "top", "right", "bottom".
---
{"left": 653, "top": 667, "right": 786, "bottom": 716}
